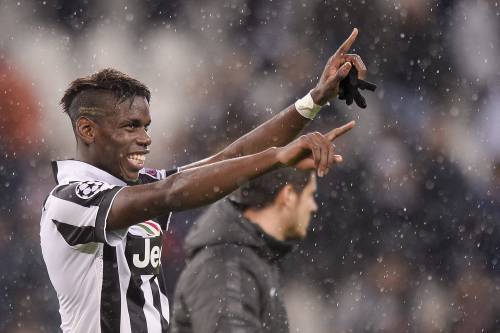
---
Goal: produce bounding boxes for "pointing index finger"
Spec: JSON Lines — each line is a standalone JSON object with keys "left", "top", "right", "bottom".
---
{"left": 337, "top": 28, "right": 358, "bottom": 55}
{"left": 325, "top": 120, "right": 356, "bottom": 141}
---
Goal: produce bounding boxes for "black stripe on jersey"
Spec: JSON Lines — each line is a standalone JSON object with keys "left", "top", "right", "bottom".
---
{"left": 127, "top": 275, "right": 148, "bottom": 332}
{"left": 51, "top": 160, "right": 59, "bottom": 184}
{"left": 165, "top": 168, "right": 177, "bottom": 178}
{"left": 52, "top": 219, "right": 98, "bottom": 246}
{"left": 150, "top": 277, "right": 169, "bottom": 332}
{"left": 52, "top": 183, "right": 121, "bottom": 208}
{"left": 101, "top": 245, "right": 121, "bottom": 333}
{"left": 95, "top": 186, "right": 122, "bottom": 243}
{"left": 158, "top": 271, "right": 168, "bottom": 299}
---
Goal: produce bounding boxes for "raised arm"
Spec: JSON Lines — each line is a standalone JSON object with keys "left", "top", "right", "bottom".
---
{"left": 107, "top": 121, "right": 354, "bottom": 230}
{"left": 179, "top": 28, "right": 366, "bottom": 171}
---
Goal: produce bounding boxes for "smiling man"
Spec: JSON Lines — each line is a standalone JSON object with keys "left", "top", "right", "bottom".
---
{"left": 40, "top": 29, "right": 365, "bottom": 333}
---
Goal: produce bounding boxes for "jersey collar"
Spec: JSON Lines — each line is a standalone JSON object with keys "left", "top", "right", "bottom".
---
{"left": 52, "top": 160, "right": 127, "bottom": 186}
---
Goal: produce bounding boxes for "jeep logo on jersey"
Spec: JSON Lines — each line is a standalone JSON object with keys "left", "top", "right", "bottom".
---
{"left": 133, "top": 239, "right": 161, "bottom": 268}
{"left": 75, "top": 181, "right": 105, "bottom": 199}
{"left": 125, "top": 233, "right": 163, "bottom": 275}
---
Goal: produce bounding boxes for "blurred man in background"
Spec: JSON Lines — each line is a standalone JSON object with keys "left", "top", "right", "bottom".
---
{"left": 171, "top": 168, "right": 317, "bottom": 333}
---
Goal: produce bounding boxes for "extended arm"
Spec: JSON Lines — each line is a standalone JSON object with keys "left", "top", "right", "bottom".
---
{"left": 179, "top": 28, "right": 366, "bottom": 171}
{"left": 107, "top": 121, "right": 354, "bottom": 230}
{"left": 110, "top": 147, "right": 279, "bottom": 229}
{"left": 178, "top": 105, "right": 309, "bottom": 171}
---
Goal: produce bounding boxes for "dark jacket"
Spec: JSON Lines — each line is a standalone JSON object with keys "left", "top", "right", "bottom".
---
{"left": 170, "top": 199, "right": 293, "bottom": 333}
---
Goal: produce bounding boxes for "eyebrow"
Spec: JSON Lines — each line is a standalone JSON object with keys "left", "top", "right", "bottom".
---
{"left": 121, "top": 117, "right": 151, "bottom": 126}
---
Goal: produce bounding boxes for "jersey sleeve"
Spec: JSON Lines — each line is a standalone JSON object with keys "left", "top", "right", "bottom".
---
{"left": 46, "top": 181, "right": 125, "bottom": 247}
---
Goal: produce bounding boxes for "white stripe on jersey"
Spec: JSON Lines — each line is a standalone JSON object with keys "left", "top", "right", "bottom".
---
{"left": 47, "top": 195, "right": 99, "bottom": 227}
{"left": 142, "top": 275, "right": 162, "bottom": 333}
{"left": 118, "top": 246, "right": 132, "bottom": 333}
{"left": 157, "top": 277, "right": 170, "bottom": 323}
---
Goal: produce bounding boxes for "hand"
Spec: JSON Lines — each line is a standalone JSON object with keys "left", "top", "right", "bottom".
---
{"left": 276, "top": 121, "right": 356, "bottom": 177}
{"left": 310, "top": 28, "right": 367, "bottom": 106}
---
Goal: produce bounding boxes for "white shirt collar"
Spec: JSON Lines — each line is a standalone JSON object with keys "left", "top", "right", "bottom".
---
{"left": 52, "top": 160, "right": 127, "bottom": 186}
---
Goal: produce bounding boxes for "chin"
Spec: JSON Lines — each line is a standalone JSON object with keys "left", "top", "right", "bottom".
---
{"left": 119, "top": 169, "right": 140, "bottom": 182}
{"left": 125, "top": 173, "right": 140, "bottom": 182}
{"left": 118, "top": 164, "right": 140, "bottom": 182}
{"left": 286, "top": 232, "right": 305, "bottom": 241}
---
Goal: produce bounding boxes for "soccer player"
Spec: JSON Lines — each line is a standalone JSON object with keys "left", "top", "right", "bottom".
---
{"left": 40, "top": 28, "right": 365, "bottom": 332}
{"left": 170, "top": 169, "right": 318, "bottom": 333}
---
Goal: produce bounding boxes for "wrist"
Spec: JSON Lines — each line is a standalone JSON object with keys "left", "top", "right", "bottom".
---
{"left": 294, "top": 90, "right": 323, "bottom": 120}
{"left": 268, "top": 146, "right": 281, "bottom": 164}
{"left": 274, "top": 146, "right": 288, "bottom": 167}
{"left": 310, "top": 87, "right": 329, "bottom": 106}
{"left": 252, "top": 147, "right": 281, "bottom": 167}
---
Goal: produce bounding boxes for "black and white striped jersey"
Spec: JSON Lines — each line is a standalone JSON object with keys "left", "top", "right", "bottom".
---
{"left": 40, "top": 160, "right": 175, "bottom": 333}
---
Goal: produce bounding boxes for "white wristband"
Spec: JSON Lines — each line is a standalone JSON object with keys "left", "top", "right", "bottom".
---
{"left": 294, "top": 91, "right": 328, "bottom": 120}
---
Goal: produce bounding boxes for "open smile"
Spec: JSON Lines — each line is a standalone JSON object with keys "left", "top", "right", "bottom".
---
{"left": 126, "top": 152, "right": 147, "bottom": 170}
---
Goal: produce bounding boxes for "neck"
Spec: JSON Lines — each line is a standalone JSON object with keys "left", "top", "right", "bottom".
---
{"left": 75, "top": 147, "right": 115, "bottom": 179}
{"left": 243, "top": 206, "right": 287, "bottom": 241}
{"left": 75, "top": 143, "right": 93, "bottom": 165}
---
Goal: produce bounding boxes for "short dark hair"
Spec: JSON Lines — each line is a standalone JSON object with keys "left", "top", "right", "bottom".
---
{"left": 60, "top": 68, "right": 151, "bottom": 127}
{"left": 230, "top": 168, "right": 313, "bottom": 210}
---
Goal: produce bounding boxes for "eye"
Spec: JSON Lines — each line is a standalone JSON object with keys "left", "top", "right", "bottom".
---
{"left": 123, "top": 121, "right": 139, "bottom": 130}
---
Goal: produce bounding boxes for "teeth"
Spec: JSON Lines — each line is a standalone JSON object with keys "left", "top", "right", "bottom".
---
{"left": 128, "top": 154, "right": 146, "bottom": 162}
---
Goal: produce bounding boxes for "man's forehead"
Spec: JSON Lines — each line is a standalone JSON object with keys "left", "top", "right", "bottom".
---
{"left": 96, "top": 94, "right": 146, "bottom": 115}
{"left": 115, "top": 96, "right": 150, "bottom": 116}
{"left": 126, "top": 95, "right": 150, "bottom": 109}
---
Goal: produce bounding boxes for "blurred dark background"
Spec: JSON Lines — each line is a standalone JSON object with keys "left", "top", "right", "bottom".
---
{"left": 1, "top": 0, "right": 500, "bottom": 332}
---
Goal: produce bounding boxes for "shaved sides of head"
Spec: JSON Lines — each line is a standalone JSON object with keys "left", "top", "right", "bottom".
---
{"left": 66, "top": 89, "right": 115, "bottom": 126}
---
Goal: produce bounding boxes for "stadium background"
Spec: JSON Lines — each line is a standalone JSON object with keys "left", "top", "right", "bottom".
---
{"left": 1, "top": 0, "right": 499, "bottom": 331}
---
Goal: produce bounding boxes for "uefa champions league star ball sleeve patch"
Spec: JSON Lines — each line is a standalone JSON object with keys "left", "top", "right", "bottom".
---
{"left": 75, "top": 181, "right": 106, "bottom": 200}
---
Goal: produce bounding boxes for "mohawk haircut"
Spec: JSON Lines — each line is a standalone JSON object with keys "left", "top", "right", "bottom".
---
{"left": 60, "top": 68, "right": 151, "bottom": 127}
{"left": 229, "top": 168, "right": 313, "bottom": 210}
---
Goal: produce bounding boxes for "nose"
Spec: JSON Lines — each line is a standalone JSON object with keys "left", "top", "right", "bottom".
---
{"left": 311, "top": 199, "right": 318, "bottom": 213}
{"left": 137, "top": 128, "right": 152, "bottom": 147}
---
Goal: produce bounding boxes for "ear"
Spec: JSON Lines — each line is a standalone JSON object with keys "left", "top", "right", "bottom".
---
{"left": 275, "top": 184, "right": 298, "bottom": 209}
{"left": 76, "top": 117, "right": 97, "bottom": 145}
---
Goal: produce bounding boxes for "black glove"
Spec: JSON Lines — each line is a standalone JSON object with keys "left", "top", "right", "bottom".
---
{"left": 338, "top": 66, "right": 377, "bottom": 109}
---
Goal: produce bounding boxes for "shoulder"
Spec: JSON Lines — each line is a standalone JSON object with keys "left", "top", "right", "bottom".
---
{"left": 48, "top": 181, "right": 120, "bottom": 207}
